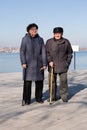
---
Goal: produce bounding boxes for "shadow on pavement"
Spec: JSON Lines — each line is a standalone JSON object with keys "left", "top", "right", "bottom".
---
{"left": 43, "top": 83, "right": 87, "bottom": 101}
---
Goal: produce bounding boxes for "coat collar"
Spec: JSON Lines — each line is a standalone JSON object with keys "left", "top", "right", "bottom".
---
{"left": 53, "top": 37, "right": 65, "bottom": 44}
{"left": 25, "top": 33, "right": 39, "bottom": 39}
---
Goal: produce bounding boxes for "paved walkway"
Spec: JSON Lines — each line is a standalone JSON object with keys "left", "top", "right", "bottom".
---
{"left": 0, "top": 70, "right": 87, "bottom": 130}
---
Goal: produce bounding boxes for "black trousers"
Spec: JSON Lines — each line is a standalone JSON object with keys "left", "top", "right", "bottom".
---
{"left": 22, "top": 80, "right": 43, "bottom": 103}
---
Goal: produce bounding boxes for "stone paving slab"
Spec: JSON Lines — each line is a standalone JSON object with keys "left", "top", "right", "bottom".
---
{"left": 0, "top": 70, "right": 87, "bottom": 130}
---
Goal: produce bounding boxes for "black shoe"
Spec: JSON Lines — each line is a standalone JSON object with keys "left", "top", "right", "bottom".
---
{"left": 47, "top": 97, "right": 58, "bottom": 102}
{"left": 36, "top": 99, "right": 44, "bottom": 104}
{"left": 22, "top": 100, "right": 26, "bottom": 106}
{"left": 58, "top": 96, "right": 61, "bottom": 100}
{"left": 62, "top": 98, "right": 68, "bottom": 102}
{"left": 53, "top": 97, "right": 58, "bottom": 101}
{"left": 22, "top": 100, "right": 30, "bottom": 106}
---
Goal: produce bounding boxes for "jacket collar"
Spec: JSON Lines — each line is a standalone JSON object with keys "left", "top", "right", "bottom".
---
{"left": 25, "top": 33, "right": 39, "bottom": 39}
{"left": 53, "top": 37, "right": 65, "bottom": 44}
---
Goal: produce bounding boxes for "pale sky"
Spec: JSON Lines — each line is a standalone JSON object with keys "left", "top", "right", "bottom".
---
{"left": 0, "top": 0, "right": 87, "bottom": 47}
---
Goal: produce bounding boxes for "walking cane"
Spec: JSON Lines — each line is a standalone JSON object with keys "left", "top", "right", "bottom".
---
{"left": 50, "top": 67, "right": 53, "bottom": 105}
{"left": 22, "top": 68, "right": 26, "bottom": 106}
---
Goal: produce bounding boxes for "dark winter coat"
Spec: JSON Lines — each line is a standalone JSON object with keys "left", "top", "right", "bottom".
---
{"left": 46, "top": 37, "right": 73, "bottom": 73}
{"left": 20, "top": 34, "right": 47, "bottom": 81}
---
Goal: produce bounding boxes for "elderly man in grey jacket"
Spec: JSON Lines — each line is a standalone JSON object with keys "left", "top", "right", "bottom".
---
{"left": 20, "top": 23, "right": 47, "bottom": 106}
{"left": 46, "top": 27, "right": 73, "bottom": 102}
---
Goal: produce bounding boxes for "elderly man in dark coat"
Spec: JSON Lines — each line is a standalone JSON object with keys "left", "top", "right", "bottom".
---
{"left": 20, "top": 23, "right": 47, "bottom": 106}
{"left": 46, "top": 27, "right": 73, "bottom": 102}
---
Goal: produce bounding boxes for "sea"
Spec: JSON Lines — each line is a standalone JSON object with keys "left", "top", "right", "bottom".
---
{"left": 0, "top": 51, "right": 87, "bottom": 73}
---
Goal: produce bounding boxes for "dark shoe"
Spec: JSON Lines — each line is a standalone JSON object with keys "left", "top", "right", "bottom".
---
{"left": 47, "top": 97, "right": 58, "bottom": 102}
{"left": 58, "top": 96, "right": 61, "bottom": 100}
{"left": 36, "top": 99, "right": 44, "bottom": 104}
{"left": 22, "top": 100, "right": 30, "bottom": 106}
{"left": 53, "top": 97, "right": 58, "bottom": 101}
{"left": 62, "top": 98, "right": 68, "bottom": 102}
{"left": 22, "top": 100, "right": 26, "bottom": 106}
{"left": 26, "top": 102, "right": 31, "bottom": 105}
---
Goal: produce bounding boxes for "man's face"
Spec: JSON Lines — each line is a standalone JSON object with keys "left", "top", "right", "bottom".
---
{"left": 54, "top": 33, "right": 63, "bottom": 40}
{"left": 29, "top": 27, "right": 38, "bottom": 37}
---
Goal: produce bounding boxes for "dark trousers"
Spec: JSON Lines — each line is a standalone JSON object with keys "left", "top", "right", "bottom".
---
{"left": 23, "top": 80, "right": 43, "bottom": 103}
{"left": 49, "top": 72, "right": 68, "bottom": 100}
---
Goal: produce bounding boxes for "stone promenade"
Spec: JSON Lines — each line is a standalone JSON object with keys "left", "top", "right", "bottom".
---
{"left": 0, "top": 70, "right": 87, "bottom": 130}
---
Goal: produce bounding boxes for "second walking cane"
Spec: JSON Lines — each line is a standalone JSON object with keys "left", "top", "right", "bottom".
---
{"left": 50, "top": 67, "right": 53, "bottom": 105}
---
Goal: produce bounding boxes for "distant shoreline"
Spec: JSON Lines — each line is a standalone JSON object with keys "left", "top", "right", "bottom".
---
{"left": 0, "top": 50, "right": 87, "bottom": 54}
{"left": 0, "top": 52, "right": 19, "bottom": 54}
{"left": 79, "top": 48, "right": 87, "bottom": 51}
{"left": 0, "top": 47, "right": 19, "bottom": 53}
{"left": 0, "top": 47, "right": 87, "bottom": 53}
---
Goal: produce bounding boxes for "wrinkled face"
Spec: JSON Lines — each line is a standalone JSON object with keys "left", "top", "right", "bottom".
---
{"left": 54, "top": 33, "right": 63, "bottom": 40}
{"left": 29, "top": 27, "right": 38, "bottom": 37}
